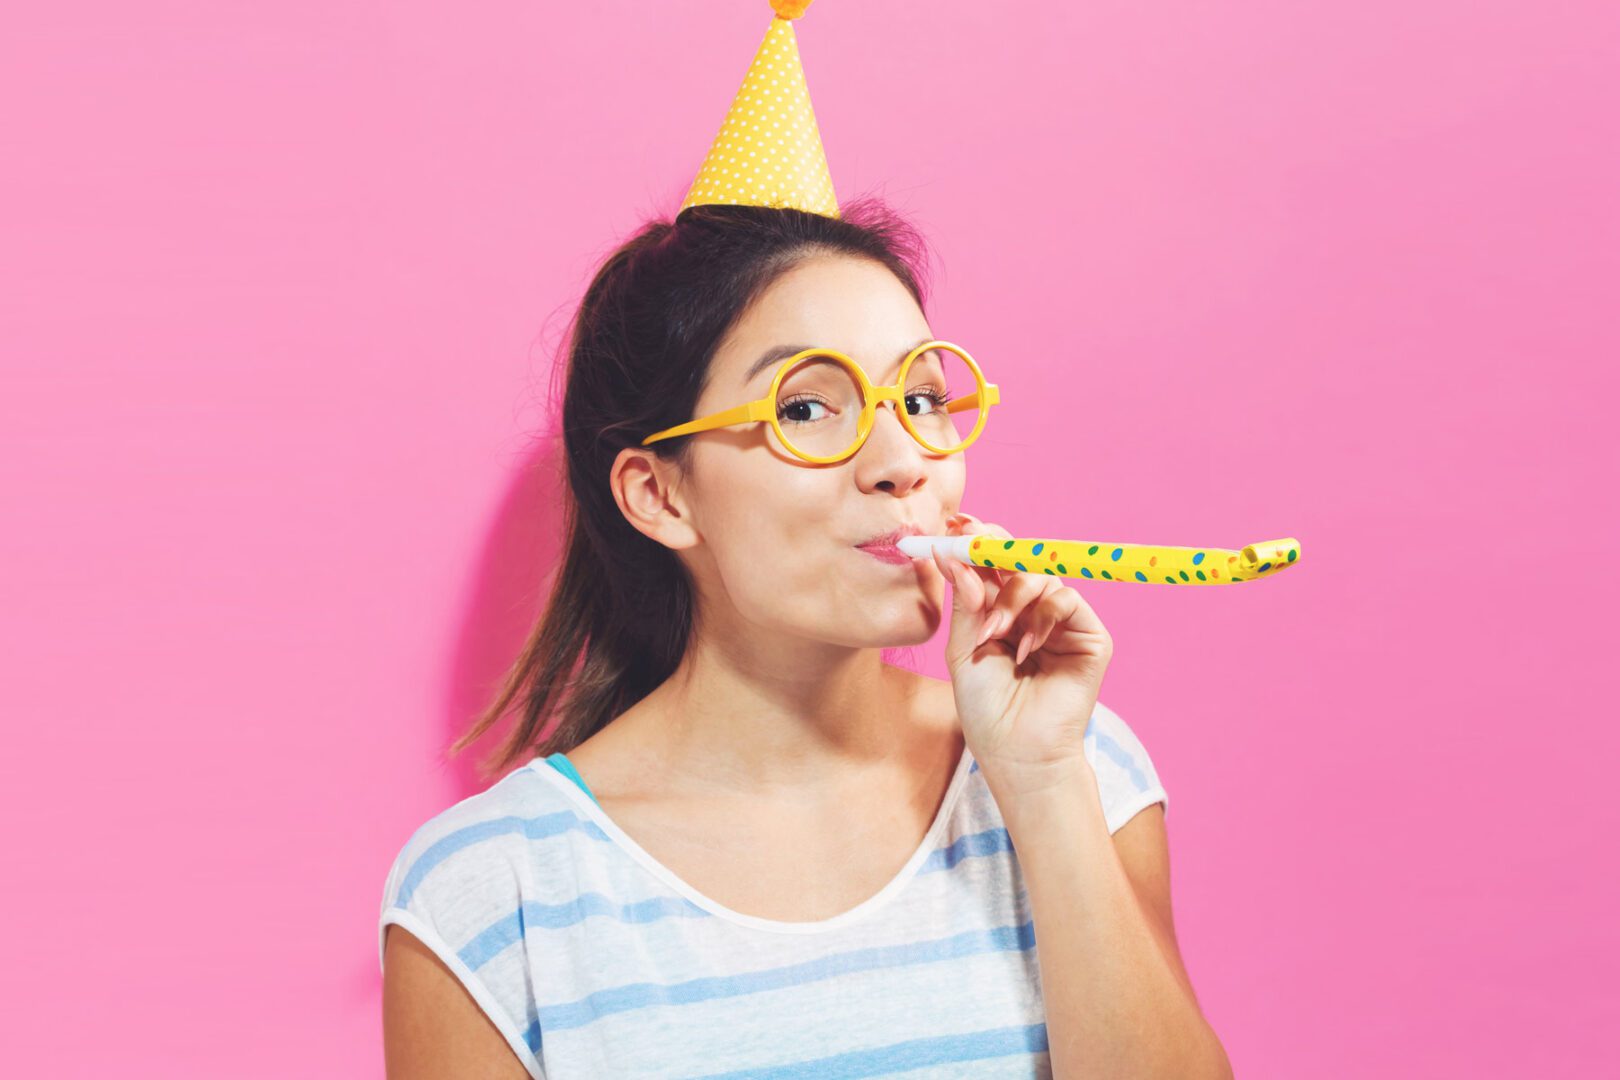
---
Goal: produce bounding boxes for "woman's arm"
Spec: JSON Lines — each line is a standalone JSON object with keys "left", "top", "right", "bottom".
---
{"left": 382, "top": 925, "right": 533, "bottom": 1079}
{"left": 987, "top": 762, "right": 1233, "bottom": 1080}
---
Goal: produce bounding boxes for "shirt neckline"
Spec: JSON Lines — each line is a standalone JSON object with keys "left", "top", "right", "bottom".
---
{"left": 526, "top": 738, "right": 976, "bottom": 935}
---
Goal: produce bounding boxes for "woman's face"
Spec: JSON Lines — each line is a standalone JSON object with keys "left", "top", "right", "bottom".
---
{"left": 669, "top": 254, "right": 965, "bottom": 650}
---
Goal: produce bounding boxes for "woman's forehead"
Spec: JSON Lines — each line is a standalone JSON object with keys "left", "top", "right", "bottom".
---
{"left": 717, "top": 261, "right": 931, "bottom": 389}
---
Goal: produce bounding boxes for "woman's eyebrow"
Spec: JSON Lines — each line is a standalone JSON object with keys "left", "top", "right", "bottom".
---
{"left": 742, "top": 344, "right": 815, "bottom": 386}
{"left": 741, "top": 336, "right": 936, "bottom": 387}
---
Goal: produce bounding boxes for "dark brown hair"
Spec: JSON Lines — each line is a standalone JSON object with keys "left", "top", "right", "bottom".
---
{"left": 452, "top": 198, "right": 937, "bottom": 781}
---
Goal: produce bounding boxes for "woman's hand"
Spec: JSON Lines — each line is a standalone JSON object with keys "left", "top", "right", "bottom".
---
{"left": 931, "top": 512, "right": 1114, "bottom": 792}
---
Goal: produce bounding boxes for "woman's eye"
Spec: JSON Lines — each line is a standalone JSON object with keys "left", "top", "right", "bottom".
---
{"left": 906, "top": 390, "right": 951, "bottom": 416}
{"left": 779, "top": 397, "right": 829, "bottom": 423}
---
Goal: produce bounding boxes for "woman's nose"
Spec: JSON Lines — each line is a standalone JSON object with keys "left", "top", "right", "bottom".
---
{"left": 871, "top": 398, "right": 908, "bottom": 433}
{"left": 863, "top": 398, "right": 926, "bottom": 454}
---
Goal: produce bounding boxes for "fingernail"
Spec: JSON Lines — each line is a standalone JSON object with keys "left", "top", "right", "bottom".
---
{"left": 1015, "top": 631, "right": 1032, "bottom": 665}
{"left": 973, "top": 619, "right": 993, "bottom": 648}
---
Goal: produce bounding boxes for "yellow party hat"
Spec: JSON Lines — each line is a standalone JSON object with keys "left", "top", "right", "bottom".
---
{"left": 678, "top": 0, "right": 840, "bottom": 219}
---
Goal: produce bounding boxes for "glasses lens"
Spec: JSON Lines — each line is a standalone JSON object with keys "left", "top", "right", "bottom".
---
{"left": 773, "top": 354, "right": 865, "bottom": 460}
{"left": 903, "top": 346, "right": 982, "bottom": 452}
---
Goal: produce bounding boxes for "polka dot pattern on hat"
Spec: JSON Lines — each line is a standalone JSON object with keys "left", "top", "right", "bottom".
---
{"left": 679, "top": 13, "right": 840, "bottom": 219}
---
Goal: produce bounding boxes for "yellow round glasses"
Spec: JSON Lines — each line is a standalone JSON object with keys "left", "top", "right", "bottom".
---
{"left": 640, "top": 340, "right": 1001, "bottom": 465}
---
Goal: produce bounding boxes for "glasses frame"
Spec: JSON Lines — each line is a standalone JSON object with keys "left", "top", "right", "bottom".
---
{"left": 640, "top": 340, "right": 1001, "bottom": 465}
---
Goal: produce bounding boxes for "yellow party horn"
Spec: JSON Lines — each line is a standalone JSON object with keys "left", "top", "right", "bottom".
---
{"left": 896, "top": 533, "right": 1302, "bottom": 585}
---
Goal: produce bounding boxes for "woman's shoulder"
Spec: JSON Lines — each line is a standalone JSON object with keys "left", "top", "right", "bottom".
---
{"left": 1083, "top": 700, "right": 1170, "bottom": 834}
{"left": 377, "top": 761, "right": 578, "bottom": 966}
{"left": 391, "top": 760, "right": 562, "bottom": 855}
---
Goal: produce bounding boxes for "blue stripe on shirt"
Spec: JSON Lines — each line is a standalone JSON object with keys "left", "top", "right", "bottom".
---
{"left": 535, "top": 919, "right": 1039, "bottom": 1033}
{"left": 687, "top": 1022, "right": 1050, "bottom": 1079}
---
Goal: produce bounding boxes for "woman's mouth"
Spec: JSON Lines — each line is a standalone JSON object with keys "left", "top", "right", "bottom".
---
{"left": 855, "top": 523, "right": 927, "bottom": 566}
{"left": 856, "top": 543, "right": 914, "bottom": 566}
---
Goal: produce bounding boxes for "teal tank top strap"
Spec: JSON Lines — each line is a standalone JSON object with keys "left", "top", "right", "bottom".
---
{"left": 544, "top": 752, "right": 599, "bottom": 806}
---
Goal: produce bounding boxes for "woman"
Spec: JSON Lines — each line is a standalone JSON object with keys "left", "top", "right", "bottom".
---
{"left": 379, "top": 199, "right": 1232, "bottom": 1077}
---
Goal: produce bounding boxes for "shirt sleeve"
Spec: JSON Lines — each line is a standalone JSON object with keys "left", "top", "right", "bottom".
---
{"left": 1083, "top": 700, "right": 1170, "bottom": 835}
{"left": 378, "top": 820, "right": 548, "bottom": 1079}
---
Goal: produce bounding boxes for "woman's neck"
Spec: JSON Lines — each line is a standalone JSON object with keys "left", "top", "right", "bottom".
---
{"left": 613, "top": 645, "right": 945, "bottom": 798}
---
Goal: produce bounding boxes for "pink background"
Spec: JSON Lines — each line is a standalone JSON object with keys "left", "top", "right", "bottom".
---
{"left": 4, "top": 1, "right": 1614, "bottom": 1075}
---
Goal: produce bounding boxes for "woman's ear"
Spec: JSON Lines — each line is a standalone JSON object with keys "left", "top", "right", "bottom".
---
{"left": 610, "top": 447, "right": 700, "bottom": 551}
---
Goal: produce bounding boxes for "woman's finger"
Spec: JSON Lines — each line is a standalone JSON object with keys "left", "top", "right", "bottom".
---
{"left": 958, "top": 516, "right": 1042, "bottom": 647}
{"left": 933, "top": 540, "right": 989, "bottom": 616}
{"left": 948, "top": 513, "right": 1005, "bottom": 605}
{"left": 1034, "top": 585, "right": 1114, "bottom": 657}
{"left": 977, "top": 572, "right": 1062, "bottom": 649}
{"left": 1026, "top": 586, "right": 1081, "bottom": 656}
{"left": 947, "top": 513, "right": 1114, "bottom": 665}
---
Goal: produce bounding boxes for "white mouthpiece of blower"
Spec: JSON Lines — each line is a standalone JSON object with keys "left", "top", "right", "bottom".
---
{"left": 895, "top": 534, "right": 973, "bottom": 563}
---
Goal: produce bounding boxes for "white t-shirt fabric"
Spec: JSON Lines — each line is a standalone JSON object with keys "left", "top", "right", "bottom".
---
{"left": 378, "top": 699, "right": 1168, "bottom": 1078}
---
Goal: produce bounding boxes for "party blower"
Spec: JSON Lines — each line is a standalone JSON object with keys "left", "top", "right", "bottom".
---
{"left": 896, "top": 534, "right": 1303, "bottom": 585}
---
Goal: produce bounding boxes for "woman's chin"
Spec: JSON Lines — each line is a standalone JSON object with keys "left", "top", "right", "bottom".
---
{"left": 869, "top": 609, "right": 945, "bottom": 648}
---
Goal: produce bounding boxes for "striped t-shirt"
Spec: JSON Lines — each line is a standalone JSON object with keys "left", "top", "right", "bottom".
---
{"left": 378, "top": 699, "right": 1168, "bottom": 1078}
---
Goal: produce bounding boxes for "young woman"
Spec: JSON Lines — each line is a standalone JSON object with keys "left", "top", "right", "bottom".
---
{"left": 380, "top": 200, "right": 1232, "bottom": 1078}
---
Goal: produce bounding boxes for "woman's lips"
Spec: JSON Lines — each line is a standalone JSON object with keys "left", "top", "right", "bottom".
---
{"left": 856, "top": 544, "right": 914, "bottom": 566}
